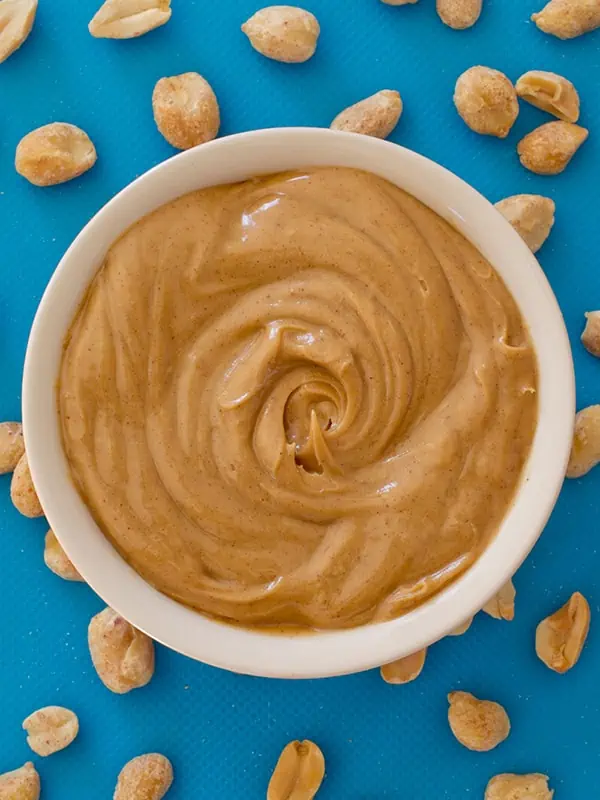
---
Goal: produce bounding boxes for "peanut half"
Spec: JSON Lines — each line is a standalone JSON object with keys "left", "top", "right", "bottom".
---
{"left": 267, "top": 740, "right": 325, "bottom": 800}
{"left": 516, "top": 70, "right": 580, "bottom": 124}
{"left": 517, "top": 121, "right": 588, "bottom": 176}
{"left": 114, "top": 754, "right": 173, "bottom": 800}
{"left": 331, "top": 90, "right": 402, "bottom": 139}
{"left": 44, "top": 529, "right": 84, "bottom": 582}
{"left": 153, "top": 72, "right": 220, "bottom": 150}
{"left": 485, "top": 773, "right": 554, "bottom": 800}
{"left": 16, "top": 123, "right": 97, "bottom": 187}
{"left": 495, "top": 196, "right": 555, "bottom": 254}
{"left": 88, "top": 607, "right": 155, "bottom": 693}
{"left": 0, "top": 421, "right": 25, "bottom": 474}
{"left": 242, "top": 6, "right": 320, "bottom": 63}
{"left": 0, "top": 762, "right": 40, "bottom": 800}
{"left": 10, "top": 452, "right": 43, "bottom": 518}
{"left": 567, "top": 405, "right": 600, "bottom": 478}
{"left": 535, "top": 591, "right": 590, "bottom": 673}
{"left": 532, "top": 0, "right": 600, "bottom": 39}
{"left": 482, "top": 579, "right": 516, "bottom": 620}
{"left": 448, "top": 616, "right": 474, "bottom": 636}
{"left": 0, "top": 0, "right": 37, "bottom": 64}
{"left": 454, "top": 66, "right": 519, "bottom": 138}
{"left": 581, "top": 311, "right": 600, "bottom": 358}
{"left": 380, "top": 648, "right": 427, "bottom": 684}
{"left": 22, "top": 706, "right": 79, "bottom": 757}
{"left": 447, "top": 691, "right": 510, "bottom": 752}
{"left": 381, "top": 0, "right": 419, "bottom": 5}
{"left": 89, "top": 0, "right": 171, "bottom": 39}
{"left": 437, "top": 0, "right": 482, "bottom": 29}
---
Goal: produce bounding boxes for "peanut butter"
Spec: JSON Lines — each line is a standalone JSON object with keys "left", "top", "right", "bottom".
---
{"left": 59, "top": 167, "right": 537, "bottom": 630}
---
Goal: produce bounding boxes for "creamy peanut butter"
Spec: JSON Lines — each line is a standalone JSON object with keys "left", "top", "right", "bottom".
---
{"left": 59, "top": 167, "right": 537, "bottom": 630}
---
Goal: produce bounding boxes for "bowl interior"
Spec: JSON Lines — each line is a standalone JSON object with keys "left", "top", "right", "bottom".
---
{"left": 23, "top": 128, "right": 574, "bottom": 678}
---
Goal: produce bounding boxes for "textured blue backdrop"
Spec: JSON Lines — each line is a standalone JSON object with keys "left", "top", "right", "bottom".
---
{"left": 1, "top": 0, "right": 599, "bottom": 797}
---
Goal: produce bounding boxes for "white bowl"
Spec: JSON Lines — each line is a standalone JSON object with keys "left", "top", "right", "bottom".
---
{"left": 23, "top": 128, "right": 574, "bottom": 679}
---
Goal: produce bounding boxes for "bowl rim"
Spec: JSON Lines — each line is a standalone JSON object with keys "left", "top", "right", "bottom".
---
{"left": 23, "top": 127, "right": 575, "bottom": 679}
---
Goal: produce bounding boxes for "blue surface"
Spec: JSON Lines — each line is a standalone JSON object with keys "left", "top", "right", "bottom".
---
{"left": 1, "top": 0, "right": 600, "bottom": 796}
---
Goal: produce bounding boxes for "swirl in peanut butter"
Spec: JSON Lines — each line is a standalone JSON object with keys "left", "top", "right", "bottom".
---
{"left": 59, "top": 168, "right": 537, "bottom": 629}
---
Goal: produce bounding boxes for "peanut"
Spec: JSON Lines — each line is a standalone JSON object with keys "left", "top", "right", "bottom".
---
{"left": 152, "top": 72, "right": 220, "bottom": 150}
{"left": 0, "top": 0, "right": 36, "bottom": 64}
{"left": 482, "top": 579, "right": 516, "bottom": 620}
{"left": 566, "top": 405, "right": 600, "bottom": 478}
{"left": 88, "top": 607, "right": 155, "bottom": 693}
{"left": 0, "top": 421, "right": 25, "bottom": 474}
{"left": 44, "top": 529, "right": 84, "bottom": 582}
{"left": 447, "top": 691, "right": 510, "bottom": 751}
{"left": 267, "top": 740, "right": 325, "bottom": 800}
{"left": 380, "top": 648, "right": 427, "bottom": 684}
{"left": 16, "top": 123, "right": 97, "bottom": 187}
{"left": 381, "top": 0, "right": 419, "bottom": 4}
{"left": 10, "top": 452, "right": 43, "bottom": 518}
{"left": 532, "top": 0, "right": 600, "bottom": 39}
{"left": 535, "top": 591, "right": 590, "bottom": 673}
{"left": 454, "top": 66, "right": 518, "bottom": 138}
{"left": 449, "top": 616, "right": 474, "bottom": 636}
{"left": 485, "top": 773, "right": 554, "bottom": 800}
{"left": 517, "top": 121, "right": 588, "bottom": 176}
{"left": 89, "top": 0, "right": 171, "bottom": 39}
{"left": 437, "top": 0, "right": 482, "bottom": 29}
{"left": 581, "top": 311, "right": 600, "bottom": 358}
{"left": 241, "top": 6, "right": 320, "bottom": 63}
{"left": 114, "top": 754, "right": 173, "bottom": 800}
{"left": 331, "top": 90, "right": 403, "bottom": 139}
{"left": 495, "top": 195, "right": 555, "bottom": 254}
{"left": 516, "top": 70, "right": 580, "bottom": 124}
{"left": 22, "top": 706, "right": 79, "bottom": 757}
{"left": 0, "top": 762, "right": 40, "bottom": 800}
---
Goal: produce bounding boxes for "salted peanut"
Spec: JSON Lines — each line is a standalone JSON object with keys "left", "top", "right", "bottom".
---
{"left": 22, "top": 706, "right": 79, "bottom": 757}
{"left": 447, "top": 691, "right": 510, "bottom": 752}
{"left": 535, "top": 591, "right": 590, "bottom": 673}
{"left": 0, "top": 0, "right": 37, "bottom": 64}
{"left": 114, "top": 754, "right": 173, "bottom": 800}
{"left": 331, "top": 90, "right": 402, "bottom": 139}
{"left": 454, "top": 67, "right": 519, "bottom": 138}
{"left": 88, "top": 606, "right": 155, "bottom": 693}
{"left": 0, "top": 762, "right": 40, "bottom": 800}
{"left": 566, "top": 405, "right": 600, "bottom": 478}
{"left": 581, "top": 312, "right": 600, "bottom": 358}
{"left": 448, "top": 615, "right": 474, "bottom": 636}
{"left": 16, "top": 123, "right": 97, "bottom": 187}
{"left": 485, "top": 773, "right": 554, "bottom": 800}
{"left": 516, "top": 70, "right": 579, "bottom": 124}
{"left": 10, "top": 452, "right": 43, "bottom": 518}
{"left": 495, "top": 195, "right": 555, "bottom": 254}
{"left": 44, "top": 529, "right": 84, "bottom": 582}
{"left": 532, "top": 0, "right": 600, "bottom": 39}
{"left": 380, "top": 648, "right": 427, "bottom": 684}
{"left": 482, "top": 579, "right": 516, "bottom": 620}
{"left": 89, "top": 0, "right": 171, "bottom": 39}
{"left": 267, "top": 740, "right": 325, "bottom": 800}
{"left": 152, "top": 72, "right": 220, "bottom": 150}
{"left": 517, "top": 121, "right": 588, "bottom": 175}
{"left": 0, "top": 421, "right": 25, "bottom": 474}
{"left": 437, "top": 0, "right": 482, "bottom": 29}
{"left": 241, "top": 6, "right": 320, "bottom": 63}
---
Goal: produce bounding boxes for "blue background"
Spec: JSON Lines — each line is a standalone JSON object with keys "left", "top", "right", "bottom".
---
{"left": 1, "top": 0, "right": 599, "bottom": 796}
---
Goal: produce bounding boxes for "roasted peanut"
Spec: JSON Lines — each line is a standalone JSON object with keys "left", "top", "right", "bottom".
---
{"left": 447, "top": 691, "right": 510, "bottom": 751}
{"left": 114, "top": 754, "right": 173, "bottom": 800}
{"left": 331, "top": 90, "right": 402, "bottom": 139}
{"left": 22, "top": 706, "right": 79, "bottom": 757}
{"left": 482, "top": 579, "right": 516, "bottom": 620}
{"left": 44, "top": 529, "right": 84, "bottom": 582}
{"left": 448, "top": 616, "right": 474, "bottom": 636}
{"left": 0, "top": 421, "right": 25, "bottom": 474}
{"left": 88, "top": 607, "right": 155, "bottom": 693}
{"left": 517, "top": 121, "right": 588, "bottom": 175}
{"left": 454, "top": 66, "right": 519, "bottom": 138}
{"left": 581, "top": 312, "right": 600, "bottom": 358}
{"left": 152, "top": 72, "right": 220, "bottom": 150}
{"left": 380, "top": 648, "right": 427, "bottom": 684}
{"left": 241, "top": 6, "right": 320, "bottom": 63}
{"left": 89, "top": 0, "right": 171, "bottom": 39}
{"left": 0, "top": 762, "right": 40, "bottom": 800}
{"left": 0, "top": 0, "right": 37, "bottom": 63}
{"left": 485, "top": 773, "right": 554, "bottom": 800}
{"left": 16, "top": 123, "right": 97, "bottom": 187}
{"left": 10, "top": 452, "right": 43, "bottom": 518}
{"left": 567, "top": 405, "right": 600, "bottom": 478}
{"left": 267, "top": 740, "right": 325, "bottom": 800}
{"left": 437, "top": 0, "right": 482, "bottom": 29}
{"left": 535, "top": 591, "right": 590, "bottom": 673}
{"left": 495, "top": 195, "right": 555, "bottom": 254}
{"left": 516, "top": 70, "right": 580, "bottom": 123}
{"left": 532, "top": 0, "right": 600, "bottom": 39}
